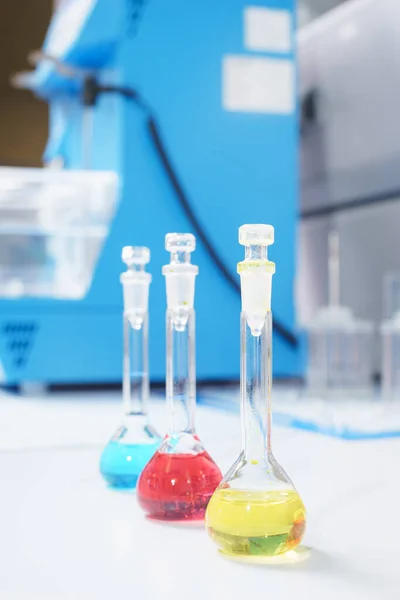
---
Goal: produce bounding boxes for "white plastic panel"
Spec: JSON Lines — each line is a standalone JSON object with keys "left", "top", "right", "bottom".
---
{"left": 299, "top": 0, "right": 400, "bottom": 211}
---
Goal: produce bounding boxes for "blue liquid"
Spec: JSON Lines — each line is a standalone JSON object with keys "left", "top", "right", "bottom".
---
{"left": 100, "top": 441, "right": 159, "bottom": 489}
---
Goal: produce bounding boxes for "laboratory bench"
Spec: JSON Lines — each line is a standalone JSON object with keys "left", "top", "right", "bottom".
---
{"left": 0, "top": 389, "right": 398, "bottom": 600}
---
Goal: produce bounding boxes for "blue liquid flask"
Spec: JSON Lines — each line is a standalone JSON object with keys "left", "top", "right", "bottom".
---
{"left": 100, "top": 246, "right": 160, "bottom": 489}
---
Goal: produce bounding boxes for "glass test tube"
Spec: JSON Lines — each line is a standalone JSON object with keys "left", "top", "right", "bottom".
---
{"left": 99, "top": 246, "right": 160, "bottom": 489}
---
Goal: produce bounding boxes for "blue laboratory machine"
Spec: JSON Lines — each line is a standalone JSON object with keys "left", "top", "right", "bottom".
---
{"left": 0, "top": 0, "right": 299, "bottom": 385}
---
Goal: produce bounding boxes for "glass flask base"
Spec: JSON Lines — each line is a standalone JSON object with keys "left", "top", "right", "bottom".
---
{"left": 100, "top": 440, "right": 159, "bottom": 490}
{"left": 206, "top": 488, "right": 306, "bottom": 558}
{"left": 218, "top": 545, "right": 311, "bottom": 565}
{"left": 137, "top": 450, "right": 222, "bottom": 520}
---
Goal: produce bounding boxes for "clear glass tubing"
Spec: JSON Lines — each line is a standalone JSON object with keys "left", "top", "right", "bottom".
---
{"left": 381, "top": 273, "right": 400, "bottom": 399}
{"left": 137, "top": 233, "right": 222, "bottom": 520}
{"left": 306, "top": 230, "right": 374, "bottom": 396}
{"left": 100, "top": 246, "right": 160, "bottom": 490}
{"left": 206, "top": 224, "right": 307, "bottom": 561}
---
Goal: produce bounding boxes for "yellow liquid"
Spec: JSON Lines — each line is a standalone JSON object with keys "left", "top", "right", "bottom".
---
{"left": 206, "top": 488, "right": 306, "bottom": 557}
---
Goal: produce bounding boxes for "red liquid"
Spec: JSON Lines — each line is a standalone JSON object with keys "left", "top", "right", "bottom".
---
{"left": 137, "top": 450, "right": 222, "bottom": 521}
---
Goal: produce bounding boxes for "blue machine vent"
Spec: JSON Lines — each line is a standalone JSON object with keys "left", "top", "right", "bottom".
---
{"left": 2, "top": 322, "right": 38, "bottom": 370}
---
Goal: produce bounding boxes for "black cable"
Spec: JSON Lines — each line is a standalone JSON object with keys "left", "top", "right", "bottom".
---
{"left": 299, "top": 87, "right": 400, "bottom": 220}
{"left": 300, "top": 187, "right": 400, "bottom": 220}
{"left": 147, "top": 117, "right": 239, "bottom": 288}
{"left": 146, "top": 115, "right": 298, "bottom": 348}
{"left": 88, "top": 79, "right": 298, "bottom": 347}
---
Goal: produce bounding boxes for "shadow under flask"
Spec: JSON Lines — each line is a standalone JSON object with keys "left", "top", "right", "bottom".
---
{"left": 137, "top": 233, "right": 222, "bottom": 520}
{"left": 206, "top": 224, "right": 306, "bottom": 559}
{"left": 100, "top": 246, "right": 160, "bottom": 489}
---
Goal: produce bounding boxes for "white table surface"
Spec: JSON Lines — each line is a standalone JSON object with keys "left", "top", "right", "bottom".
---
{"left": 0, "top": 390, "right": 398, "bottom": 600}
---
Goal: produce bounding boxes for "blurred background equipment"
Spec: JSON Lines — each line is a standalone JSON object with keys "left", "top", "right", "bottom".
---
{"left": 381, "top": 273, "right": 400, "bottom": 398}
{"left": 0, "top": 168, "right": 118, "bottom": 383}
{"left": 0, "top": 0, "right": 300, "bottom": 386}
{"left": 306, "top": 230, "right": 374, "bottom": 396}
{"left": 298, "top": 0, "right": 400, "bottom": 379}
{"left": 0, "top": 168, "right": 117, "bottom": 299}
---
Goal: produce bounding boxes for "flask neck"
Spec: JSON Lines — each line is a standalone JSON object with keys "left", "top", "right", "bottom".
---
{"left": 245, "top": 245, "right": 268, "bottom": 261}
{"left": 123, "top": 313, "right": 149, "bottom": 417}
{"left": 240, "top": 310, "right": 272, "bottom": 461}
{"left": 166, "top": 308, "right": 196, "bottom": 435}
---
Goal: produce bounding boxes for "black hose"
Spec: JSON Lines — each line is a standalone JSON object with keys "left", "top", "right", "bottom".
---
{"left": 147, "top": 115, "right": 297, "bottom": 348}
{"left": 147, "top": 116, "right": 240, "bottom": 293}
{"left": 91, "top": 80, "right": 298, "bottom": 348}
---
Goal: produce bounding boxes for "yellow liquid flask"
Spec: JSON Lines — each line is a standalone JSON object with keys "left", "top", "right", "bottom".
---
{"left": 206, "top": 225, "right": 307, "bottom": 561}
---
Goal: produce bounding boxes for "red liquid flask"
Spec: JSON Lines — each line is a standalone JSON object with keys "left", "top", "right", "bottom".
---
{"left": 137, "top": 233, "right": 222, "bottom": 520}
{"left": 137, "top": 446, "right": 222, "bottom": 520}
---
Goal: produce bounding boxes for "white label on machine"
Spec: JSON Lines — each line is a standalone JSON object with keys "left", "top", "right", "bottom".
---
{"left": 244, "top": 6, "right": 292, "bottom": 53}
{"left": 222, "top": 55, "right": 294, "bottom": 114}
